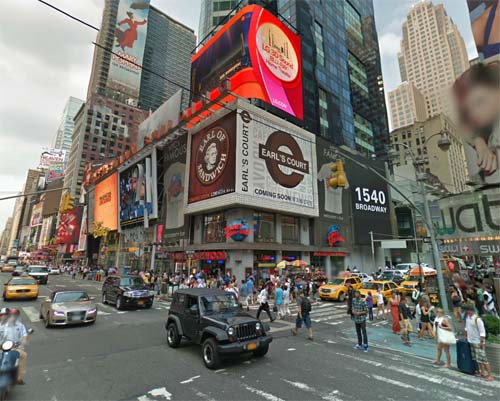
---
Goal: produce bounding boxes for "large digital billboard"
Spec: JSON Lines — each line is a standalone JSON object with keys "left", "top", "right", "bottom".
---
{"left": 39, "top": 148, "right": 65, "bottom": 168}
{"left": 57, "top": 206, "right": 83, "bottom": 245}
{"left": 30, "top": 202, "right": 43, "bottom": 227}
{"left": 119, "top": 150, "right": 158, "bottom": 227}
{"left": 107, "top": 0, "right": 150, "bottom": 101}
{"left": 191, "top": 5, "right": 303, "bottom": 120}
{"left": 187, "top": 111, "right": 237, "bottom": 204}
{"left": 94, "top": 173, "right": 118, "bottom": 231}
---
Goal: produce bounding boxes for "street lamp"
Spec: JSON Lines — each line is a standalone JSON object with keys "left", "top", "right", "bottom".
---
{"left": 390, "top": 130, "right": 451, "bottom": 313}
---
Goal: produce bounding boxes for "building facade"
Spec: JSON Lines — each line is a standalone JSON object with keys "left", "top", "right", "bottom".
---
{"left": 51, "top": 97, "right": 85, "bottom": 151}
{"left": 388, "top": 82, "right": 427, "bottom": 130}
{"left": 390, "top": 114, "right": 468, "bottom": 194}
{"left": 0, "top": 218, "right": 13, "bottom": 256}
{"left": 397, "top": 0, "right": 469, "bottom": 119}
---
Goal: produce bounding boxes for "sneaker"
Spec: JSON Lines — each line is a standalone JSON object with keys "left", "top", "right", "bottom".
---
{"left": 354, "top": 344, "right": 362, "bottom": 350}
{"left": 363, "top": 345, "right": 368, "bottom": 353}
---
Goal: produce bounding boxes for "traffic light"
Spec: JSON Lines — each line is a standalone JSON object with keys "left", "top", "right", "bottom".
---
{"left": 59, "top": 194, "right": 75, "bottom": 213}
{"left": 328, "top": 160, "right": 347, "bottom": 188}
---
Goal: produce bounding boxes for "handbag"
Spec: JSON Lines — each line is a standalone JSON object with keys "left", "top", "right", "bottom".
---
{"left": 438, "top": 326, "right": 457, "bottom": 345}
{"left": 273, "top": 305, "right": 278, "bottom": 313}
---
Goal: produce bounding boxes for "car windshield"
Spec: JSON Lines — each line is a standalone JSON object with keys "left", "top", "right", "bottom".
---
{"left": 54, "top": 291, "right": 89, "bottom": 303}
{"left": 327, "top": 278, "right": 345, "bottom": 285}
{"left": 201, "top": 294, "right": 239, "bottom": 314}
{"left": 361, "top": 282, "right": 377, "bottom": 289}
{"left": 15, "top": 266, "right": 24, "bottom": 271}
{"left": 30, "top": 267, "right": 48, "bottom": 273}
{"left": 380, "top": 272, "right": 393, "bottom": 278}
{"left": 10, "top": 279, "right": 36, "bottom": 286}
{"left": 120, "top": 277, "right": 145, "bottom": 287}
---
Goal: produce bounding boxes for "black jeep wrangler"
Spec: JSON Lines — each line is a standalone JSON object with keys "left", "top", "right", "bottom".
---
{"left": 165, "top": 288, "right": 272, "bottom": 369}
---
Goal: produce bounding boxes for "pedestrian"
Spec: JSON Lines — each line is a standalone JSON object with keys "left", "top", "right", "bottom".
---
{"left": 346, "top": 282, "right": 354, "bottom": 319}
{"left": 483, "top": 284, "right": 498, "bottom": 318}
{"left": 283, "top": 284, "right": 291, "bottom": 317}
{"left": 291, "top": 289, "right": 313, "bottom": 341}
{"left": 390, "top": 292, "right": 401, "bottom": 334}
{"left": 239, "top": 280, "right": 249, "bottom": 309}
{"left": 418, "top": 301, "right": 435, "bottom": 340}
{"left": 352, "top": 290, "right": 369, "bottom": 352}
{"left": 256, "top": 285, "right": 275, "bottom": 322}
{"left": 464, "top": 304, "right": 493, "bottom": 381}
{"left": 415, "top": 301, "right": 422, "bottom": 331}
{"left": 275, "top": 284, "right": 284, "bottom": 319}
{"left": 246, "top": 277, "right": 254, "bottom": 309}
{"left": 433, "top": 308, "right": 454, "bottom": 368}
{"left": 450, "top": 285, "right": 463, "bottom": 322}
{"left": 366, "top": 291, "right": 374, "bottom": 321}
{"left": 375, "top": 287, "right": 386, "bottom": 319}
{"left": 399, "top": 296, "right": 413, "bottom": 346}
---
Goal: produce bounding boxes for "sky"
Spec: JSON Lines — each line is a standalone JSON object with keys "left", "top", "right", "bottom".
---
{"left": 0, "top": 0, "right": 476, "bottom": 233}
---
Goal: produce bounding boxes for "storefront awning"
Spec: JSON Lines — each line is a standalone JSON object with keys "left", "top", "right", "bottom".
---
{"left": 313, "top": 251, "right": 347, "bottom": 257}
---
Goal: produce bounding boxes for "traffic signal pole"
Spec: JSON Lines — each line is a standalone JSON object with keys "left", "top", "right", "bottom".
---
{"left": 0, "top": 187, "right": 69, "bottom": 201}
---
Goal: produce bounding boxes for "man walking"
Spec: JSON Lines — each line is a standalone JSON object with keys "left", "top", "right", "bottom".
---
{"left": 239, "top": 280, "right": 249, "bottom": 309}
{"left": 352, "top": 290, "right": 368, "bottom": 352}
{"left": 246, "top": 277, "right": 255, "bottom": 311}
{"left": 399, "top": 296, "right": 413, "bottom": 346}
{"left": 256, "top": 284, "right": 275, "bottom": 322}
{"left": 275, "top": 284, "right": 284, "bottom": 319}
{"left": 346, "top": 282, "right": 354, "bottom": 320}
{"left": 291, "top": 289, "right": 313, "bottom": 341}
{"left": 465, "top": 304, "right": 493, "bottom": 381}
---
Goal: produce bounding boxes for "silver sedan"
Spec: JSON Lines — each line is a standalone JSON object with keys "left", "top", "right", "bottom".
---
{"left": 40, "top": 290, "right": 97, "bottom": 328}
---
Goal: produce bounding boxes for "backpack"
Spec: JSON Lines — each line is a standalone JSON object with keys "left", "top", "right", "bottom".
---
{"left": 301, "top": 297, "right": 312, "bottom": 314}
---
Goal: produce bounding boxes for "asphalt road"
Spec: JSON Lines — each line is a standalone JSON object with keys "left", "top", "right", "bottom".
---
{"left": 0, "top": 272, "right": 497, "bottom": 401}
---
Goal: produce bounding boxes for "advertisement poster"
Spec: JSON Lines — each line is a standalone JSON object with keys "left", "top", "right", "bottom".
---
{"left": 57, "top": 206, "right": 83, "bottom": 244}
{"left": 30, "top": 202, "right": 43, "bottom": 227}
{"left": 39, "top": 148, "right": 65, "bottom": 168}
{"left": 191, "top": 5, "right": 303, "bottom": 119}
{"left": 315, "top": 137, "right": 351, "bottom": 248}
{"left": 235, "top": 104, "right": 317, "bottom": 216}
{"left": 467, "top": 0, "right": 499, "bottom": 60}
{"left": 163, "top": 131, "right": 187, "bottom": 245}
{"left": 107, "top": 0, "right": 150, "bottom": 101}
{"left": 119, "top": 151, "right": 158, "bottom": 227}
{"left": 94, "top": 173, "right": 118, "bottom": 231}
{"left": 347, "top": 156, "right": 391, "bottom": 244}
{"left": 78, "top": 206, "right": 88, "bottom": 252}
{"left": 187, "top": 111, "right": 237, "bottom": 204}
{"left": 39, "top": 216, "right": 53, "bottom": 247}
{"left": 46, "top": 161, "right": 65, "bottom": 183}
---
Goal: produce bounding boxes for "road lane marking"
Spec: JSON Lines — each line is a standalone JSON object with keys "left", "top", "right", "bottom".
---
{"left": 194, "top": 391, "right": 216, "bottom": 401}
{"left": 282, "top": 379, "right": 344, "bottom": 401}
{"left": 244, "top": 386, "right": 284, "bottom": 401}
{"left": 22, "top": 306, "right": 41, "bottom": 322}
{"left": 180, "top": 375, "right": 200, "bottom": 384}
{"left": 137, "top": 387, "right": 172, "bottom": 401}
{"left": 97, "top": 311, "right": 111, "bottom": 316}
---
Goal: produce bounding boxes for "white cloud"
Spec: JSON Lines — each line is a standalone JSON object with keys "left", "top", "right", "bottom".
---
{"left": 378, "top": 32, "right": 401, "bottom": 59}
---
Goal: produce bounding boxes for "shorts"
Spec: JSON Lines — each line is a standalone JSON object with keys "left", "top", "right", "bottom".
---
{"left": 470, "top": 343, "right": 489, "bottom": 365}
{"left": 296, "top": 313, "right": 312, "bottom": 329}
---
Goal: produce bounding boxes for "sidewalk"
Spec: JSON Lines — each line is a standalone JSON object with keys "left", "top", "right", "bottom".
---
{"left": 342, "top": 319, "right": 456, "bottom": 364}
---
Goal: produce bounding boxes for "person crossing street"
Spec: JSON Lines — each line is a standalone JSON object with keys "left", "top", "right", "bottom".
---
{"left": 352, "top": 290, "right": 369, "bottom": 352}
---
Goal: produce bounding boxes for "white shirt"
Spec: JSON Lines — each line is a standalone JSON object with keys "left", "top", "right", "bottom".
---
{"left": 283, "top": 289, "right": 290, "bottom": 304}
{"left": 258, "top": 289, "right": 269, "bottom": 304}
{"left": 415, "top": 304, "right": 422, "bottom": 322}
{"left": 376, "top": 292, "right": 384, "bottom": 305}
{"left": 465, "top": 314, "right": 486, "bottom": 344}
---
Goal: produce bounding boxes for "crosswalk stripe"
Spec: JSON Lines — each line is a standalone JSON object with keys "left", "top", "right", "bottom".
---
{"left": 22, "top": 306, "right": 41, "bottom": 322}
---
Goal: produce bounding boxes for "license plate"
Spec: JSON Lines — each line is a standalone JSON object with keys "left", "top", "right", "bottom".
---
{"left": 69, "top": 316, "right": 82, "bottom": 321}
{"left": 137, "top": 300, "right": 144, "bottom": 305}
{"left": 247, "top": 343, "right": 257, "bottom": 351}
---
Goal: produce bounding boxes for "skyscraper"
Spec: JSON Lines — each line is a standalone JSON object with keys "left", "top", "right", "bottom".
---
{"left": 388, "top": 82, "right": 427, "bottom": 130}
{"left": 51, "top": 97, "right": 85, "bottom": 151}
{"left": 397, "top": 0, "right": 469, "bottom": 118}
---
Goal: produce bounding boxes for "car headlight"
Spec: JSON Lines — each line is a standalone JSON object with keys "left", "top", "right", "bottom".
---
{"left": 331, "top": 289, "right": 336, "bottom": 293}
{"left": 87, "top": 308, "right": 97, "bottom": 314}
{"left": 227, "top": 327, "right": 235, "bottom": 336}
{"left": 53, "top": 310, "right": 65, "bottom": 316}
{"left": 123, "top": 291, "right": 133, "bottom": 297}
{"left": 255, "top": 322, "right": 262, "bottom": 332}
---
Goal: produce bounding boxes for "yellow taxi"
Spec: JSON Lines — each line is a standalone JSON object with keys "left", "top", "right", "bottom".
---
{"left": 318, "top": 276, "right": 362, "bottom": 302}
{"left": 2, "top": 276, "right": 39, "bottom": 301}
{"left": 358, "top": 280, "right": 403, "bottom": 306}
{"left": 400, "top": 280, "right": 420, "bottom": 297}
{"left": 1, "top": 264, "right": 15, "bottom": 273}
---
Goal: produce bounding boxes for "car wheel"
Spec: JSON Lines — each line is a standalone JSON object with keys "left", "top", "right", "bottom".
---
{"left": 338, "top": 292, "right": 345, "bottom": 302}
{"left": 202, "top": 337, "right": 221, "bottom": 369}
{"left": 102, "top": 292, "right": 108, "bottom": 304}
{"left": 116, "top": 296, "right": 124, "bottom": 310}
{"left": 166, "top": 323, "right": 181, "bottom": 348}
{"left": 44, "top": 313, "right": 52, "bottom": 328}
{"left": 253, "top": 344, "right": 269, "bottom": 358}
{"left": 145, "top": 302, "right": 152, "bottom": 309}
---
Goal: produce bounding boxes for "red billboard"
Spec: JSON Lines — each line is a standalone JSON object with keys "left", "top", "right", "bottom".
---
{"left": 57, "top": 206, "right": 83, "bottom": 245}
{"left": 191, "top": 5, "right": 303, "bottom": 120}
{"left": 188, "top": 111, "right": 237, "bottom": 204}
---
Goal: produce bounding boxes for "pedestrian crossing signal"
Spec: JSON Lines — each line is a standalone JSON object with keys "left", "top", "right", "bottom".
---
{"left": 328, "top": 160, "right": 346, "bottom": 188}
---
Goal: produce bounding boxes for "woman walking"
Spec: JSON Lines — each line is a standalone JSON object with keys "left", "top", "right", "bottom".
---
{"left": 418, "top": 301, "right": 435, "bottom": 339}
{"left": 433, "top": 308, "right": 454, "bottom": 368}
{"left": 450, "top": 286, "right": 463, "bottom": 322}
{"left": 390, "top": 291, "right": 401, "bottom": 334}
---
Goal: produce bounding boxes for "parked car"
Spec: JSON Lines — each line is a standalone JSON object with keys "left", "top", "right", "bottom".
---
{"left": 48, "top": 267, "right": 60, "bottom": 275}
{"left": 27, "top": 265, "right": 49, "bottom": 284}
{"left": 2, "top": 276, "right": 39, "bottom": 301}
{"left": 40, "top": 290, "right": 97, "bottom": 328}
{"left": 318, "top": 276, "right": 362, "bottom": 302}
{"left": 166, "top": 288, "right": 272, "bottom": 369}
{"left": 102, "top": 275, "right": 153, "bottom": 310}
{"left": 358, "top": 280, "right": 404, "bottom": 305}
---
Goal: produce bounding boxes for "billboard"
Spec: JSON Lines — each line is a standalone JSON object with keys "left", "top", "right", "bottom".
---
{"left": 107, "top": 0, "right": 150, "bottom": 101}
{"left": 39, "top": 148, "right": 65, "bottom": 168}
{"left": 163, "top": 131, "right": 188, "bottom": 244}
{"left": 187, "top": 111, "right": 237, "bottom": 204}
{"left": 38, "top": 216, "right": 53, "bottom": 247}
{"left": 346, "top": 156, "right": 391, "bottom": 244}
{"left": 119, "top": 150, "right": 158, "bottom": 227}
{"left": 467, "top": 0, "right": 499, "bottom": 60}
{"left": 57, "top": 206, "right": 83, "bottom": 245}
{"left": 78, "top": 206, "right": 88, "bottom": 252}
{"left": 94, "top": 173, "right": 118, "bottom": 231}
{"left": 46, "top": 161, "right": 65, "bottom": 183}
{"left": 191, "top": 5, "right": 303, "bottom": 119}
{"left": 30, "top": 202, "right": 43, "bottom": 227}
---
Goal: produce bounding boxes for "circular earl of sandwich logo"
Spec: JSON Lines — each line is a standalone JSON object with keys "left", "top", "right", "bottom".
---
{"left": 259, "top": 131, "right": 309, "bottom": 188}
{"left": 195, "top": 126, "right": 229, "bottom": 186}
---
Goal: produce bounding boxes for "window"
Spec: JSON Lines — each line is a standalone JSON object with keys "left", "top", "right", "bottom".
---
{"left": 318, "top": 88, "right": 329, "bottom": 137}
{"left": 348, "top": 52, "right": 369, "bottom": 97}
{"left": 203, "top": 212, "right": 225, "bottom": 243}
{"left": 281, "top": 215, "right": 299, "bottom": 243}
{"left": 253, "top": 212, "right": 276, "bottom": 243}
{"left": 344, "top": 1, "right": 363, "bottom": 44}
{"left": 313, "top": 21, "right": 325, "bottom": 66}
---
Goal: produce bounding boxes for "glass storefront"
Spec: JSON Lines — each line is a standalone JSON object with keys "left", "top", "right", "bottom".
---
{"left": 282, "top": 215, "right": 300, "bottom": 243}
{"left": 253, "top": 211, "right": 276, "bottom": 243}
{"left": 253, "top": 251, "right": 276, "bottom": 288}
{"left": 203, "top": 212, "right": 226, "bottom": 243}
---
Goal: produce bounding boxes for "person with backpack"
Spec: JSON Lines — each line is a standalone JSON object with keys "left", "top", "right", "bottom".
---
{"left": 291, "top": 289, "right": 313, "bottom": 341}
{"left": 464, "top": 304, "right": 493, "bottom": 381}
{"left": 483, "top": 284, "right": 498, "bottom": 318}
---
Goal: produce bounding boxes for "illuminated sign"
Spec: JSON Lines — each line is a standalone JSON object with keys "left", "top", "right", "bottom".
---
{"left": 94, "top": 173, "right": 118, "bottom": 231}
{"left": 191, "top": 5, "right": 303, "bottom": 119}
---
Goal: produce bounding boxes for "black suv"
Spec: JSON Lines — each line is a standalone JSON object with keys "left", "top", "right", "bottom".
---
{"left": 165, "top": 288, "right": 272, "bottom": 369}
{"left": 102, "top": 275, "right": 153, "bottom": 310}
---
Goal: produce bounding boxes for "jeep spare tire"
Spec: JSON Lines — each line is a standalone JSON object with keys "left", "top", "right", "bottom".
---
{"left": 202, "top": 337, "right": 221, "bottom": 369}
{"left": 167, "top": 323, "right": 181, "bottom": 348}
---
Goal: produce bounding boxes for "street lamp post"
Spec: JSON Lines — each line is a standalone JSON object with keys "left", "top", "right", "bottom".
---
{"left": 390, "top": 131, "right": 451, "bottom": 313}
